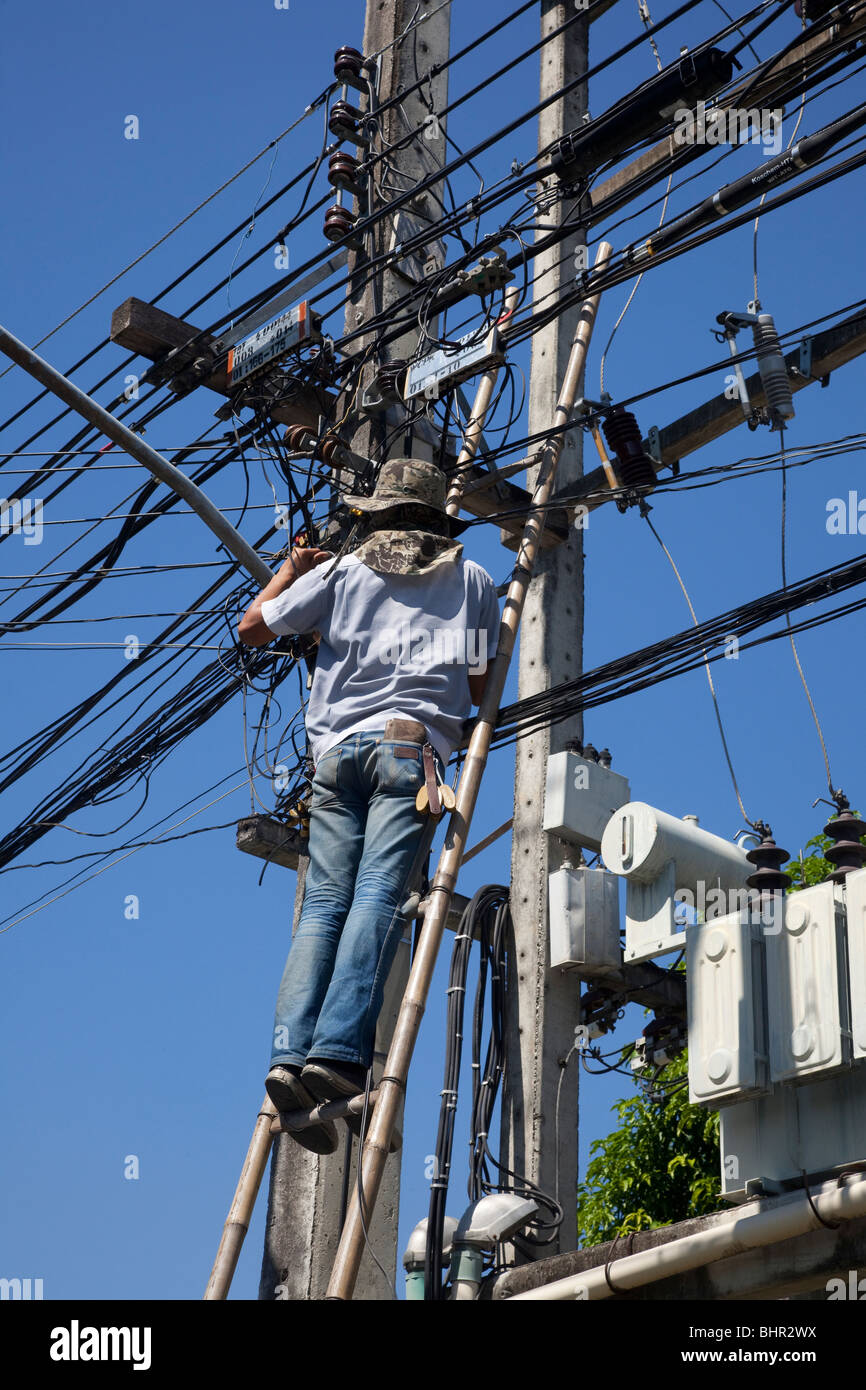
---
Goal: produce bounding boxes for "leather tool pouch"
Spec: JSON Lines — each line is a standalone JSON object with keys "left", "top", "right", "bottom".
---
{"left": 384, "top": 718, "right": 427, "bottom": 744}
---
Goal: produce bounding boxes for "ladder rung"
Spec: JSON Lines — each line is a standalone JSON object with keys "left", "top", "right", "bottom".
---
{"left": 268, "top": 1089, "right": 403, "bottom": 1153}
{"left": 268, "top": 1089, "right": 380, "bottom": 1133}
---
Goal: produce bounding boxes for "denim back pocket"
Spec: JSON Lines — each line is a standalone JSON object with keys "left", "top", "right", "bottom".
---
{"left": 379, "top": 741, "right": 448, "bottom": 797}
{"left": 379, "top": 740, "right": 426, "bottom": 795}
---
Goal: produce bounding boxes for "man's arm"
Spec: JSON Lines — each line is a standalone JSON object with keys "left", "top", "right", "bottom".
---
{"left": 237, "top": 546, "right": 333, "bottom": 647}
{"left": 468, "top": 670, "right": 489, "bottom": 706}
{"left": 468, "top": 569, "right": 502, "bottom": 706}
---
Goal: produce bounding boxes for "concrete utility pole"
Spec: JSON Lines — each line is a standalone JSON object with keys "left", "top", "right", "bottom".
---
{"left": 501, "top": 0, "right": 589, "bottom": 1258}
{"left": 258, "top": 0, "right": 452, "bottom": 1301}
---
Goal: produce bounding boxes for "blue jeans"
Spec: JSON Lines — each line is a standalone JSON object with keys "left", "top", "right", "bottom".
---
{"left": 269, "top": 731, "right": 442, "bottom": 1072}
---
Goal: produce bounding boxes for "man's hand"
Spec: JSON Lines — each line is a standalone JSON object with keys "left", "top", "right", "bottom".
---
{"left": 280, "top": 546, "right": 333, "bottom": 579}
{"left": 238, "top": 546, "right": 334, "bottom": 647}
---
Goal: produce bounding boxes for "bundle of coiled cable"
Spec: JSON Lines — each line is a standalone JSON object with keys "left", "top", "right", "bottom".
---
{"left": 423, "top": 883, "right": 563, "bottom": 1299}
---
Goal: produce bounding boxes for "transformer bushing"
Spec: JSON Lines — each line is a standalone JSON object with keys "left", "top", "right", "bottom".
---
{"left": 745, "top": 830, "right": 792, "bottom": 893}
{"left": 823, "top": 807, "right": 866, "bottom": 882}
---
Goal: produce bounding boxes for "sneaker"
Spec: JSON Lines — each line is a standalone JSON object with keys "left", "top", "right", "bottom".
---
{"left": 265, "top": 1065, "right": 339, "bottom": 1156}
{"left": 302, "top": 1059, "right": 391, "bottom": 1147}
{"left": 265, "top": 1064, "right": 307, "bottom": 1110}
{"left": 301, "top": 1058, "right": 369, "bottom": 1102}
{"left": 302, "top": 1061, "right": 405, "bottom": 1153}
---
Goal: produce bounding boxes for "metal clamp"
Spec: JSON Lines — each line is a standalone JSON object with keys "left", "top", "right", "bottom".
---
{"left": 795, "top": 335, "right": 830, "bottom": 387}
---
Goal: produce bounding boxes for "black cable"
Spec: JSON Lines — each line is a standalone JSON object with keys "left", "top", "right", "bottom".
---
{"left": 210, "top": 0, "right": 726, "bottom": 370}
{"left": 491, "top": 550, "right": 866, "bottom": 749}
{"left": 317, "top": 25, "right": 865, "bottom": 372}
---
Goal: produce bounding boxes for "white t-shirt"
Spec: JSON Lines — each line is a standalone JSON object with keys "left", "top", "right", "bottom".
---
{"left": 260, "top": 551, "right": 500, "bottom": 766}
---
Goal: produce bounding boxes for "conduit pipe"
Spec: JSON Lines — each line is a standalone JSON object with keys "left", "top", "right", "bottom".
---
{"left": 504, "top": 1172, "right": 866, "bottom": 1300}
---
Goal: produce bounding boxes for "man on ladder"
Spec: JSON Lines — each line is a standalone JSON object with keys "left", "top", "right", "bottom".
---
{"left": 238, "top": 459, "right": 500, "bottom": 1153}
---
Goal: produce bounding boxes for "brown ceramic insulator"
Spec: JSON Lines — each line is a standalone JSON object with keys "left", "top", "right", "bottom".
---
{"left": 602, "top": 406, "right": 657, "bottom": 489}
{"left": 319, "top": 435, "right": 342, "bottom": 467}
{"left": 324, "top": 204, "right": 360, "bottom": 245}
{"left": 328, "top": 101, "right": 362, "bottom": 141}
{"left": 745, "top": 834, "right": 791, "bottom": 893}
{"left": 328, "top": 150, "right": 363, "bottom": 194}
{"left": 283, "top": 424, "right": 314, "bottom": 453}
{"left": 334, "top": 46, "right": 365, "bottom": 87}
{"left": 376, "top": 360, "right": 407, "bottom": 398}
{"left": 823, "top": 809, "right": 866, "bottom": 882}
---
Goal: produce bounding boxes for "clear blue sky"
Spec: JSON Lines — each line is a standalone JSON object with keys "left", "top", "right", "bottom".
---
{"left": 2, "top": 0, "right": 865, "bottom": 1300}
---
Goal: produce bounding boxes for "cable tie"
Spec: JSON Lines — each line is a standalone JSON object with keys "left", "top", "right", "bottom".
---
{"left": 379, "top": 1073, "right": 406, "bottom": 1092}
{"left": 801, "top": 1169, "right": 841, "bottom": 1230}
{"left": 603, "top": 1230, "right": 636, "bottom": 1294}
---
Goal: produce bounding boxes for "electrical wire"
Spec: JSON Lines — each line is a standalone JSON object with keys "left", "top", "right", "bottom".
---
{"left": 778, "top": 425, "right": 838, "bottom": 802}
{"left": 599, "top": 0, "right": 674, "bottom": 395}
{"left": 640, "top": 504, "right": 756, "bottom": 828}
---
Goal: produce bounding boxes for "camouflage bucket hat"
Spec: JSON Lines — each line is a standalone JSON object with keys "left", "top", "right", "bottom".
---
{"left": 342, "top": 457, "right": 447, "bottom": 517}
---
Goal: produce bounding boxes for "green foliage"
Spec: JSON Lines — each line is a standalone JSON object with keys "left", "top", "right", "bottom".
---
{"left": 576, "top": 1050, "right": 722, "bottom": 1247}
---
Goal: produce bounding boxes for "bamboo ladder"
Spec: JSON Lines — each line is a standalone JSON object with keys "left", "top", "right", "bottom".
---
{"left": 326, "top": 241, "right": 613, "bottom": 1299}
